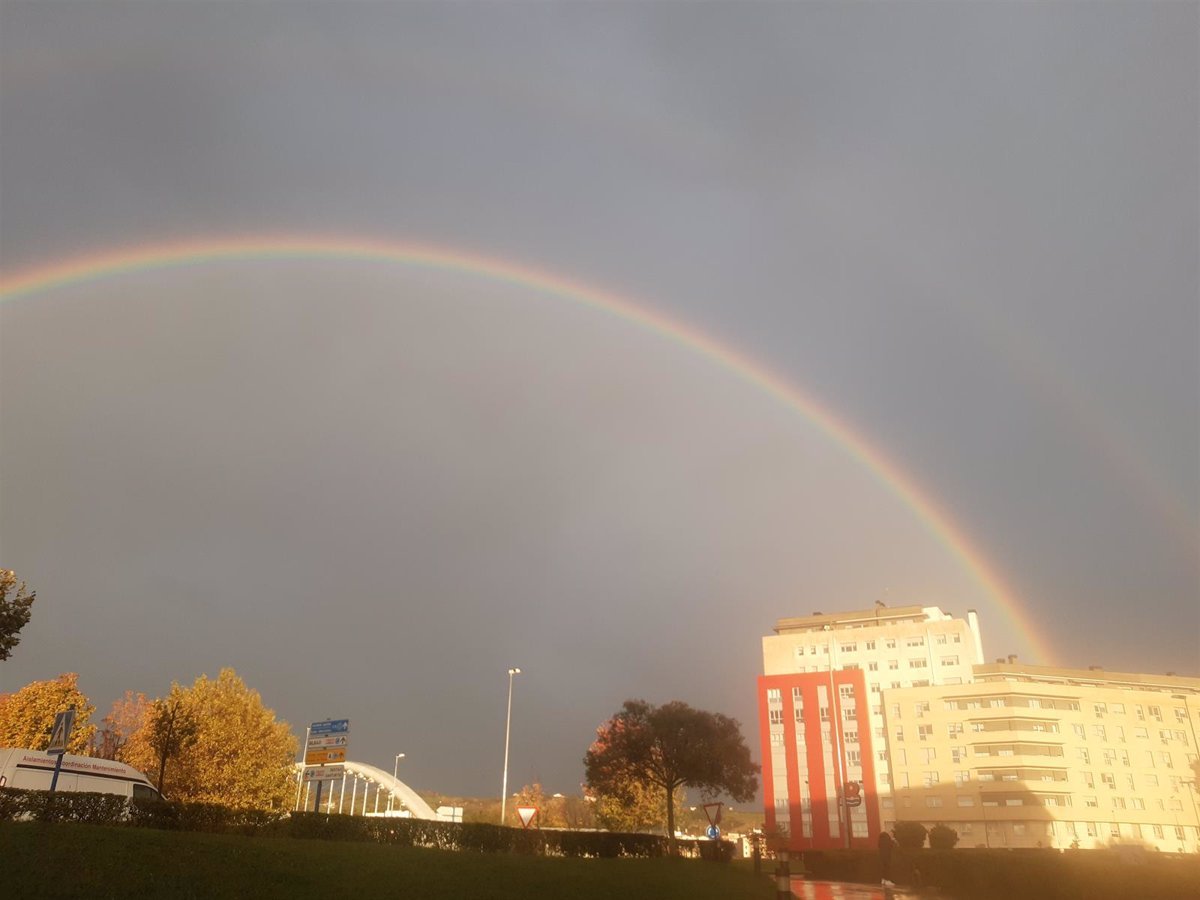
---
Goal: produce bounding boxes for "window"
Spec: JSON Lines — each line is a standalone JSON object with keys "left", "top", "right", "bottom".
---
{"left": 891, "top": 704, "right": 901, "bottom": 718}
{"left": 843, "top": 707, "right": 857, "bottom": 721}
{"left": 1082, "top": 772, "right": 1094, "bottom": 788}
{"left": 1152, "top": 825, "right": 1164, "bottom": 839}
{"left": 1111, "top": 703, "right": 1125, "bottom": 715}
{"left": 925, "top": 796, "right": 943, "bottom": 807}
{"left": 954, "top": 770, "right": 969, "bottom": 786}
{"left": 844, "top": 731, "right": 859, "bottom": 744}
{"left": 1102, "top": 750, "right": 1116, "bottom": 766}
{"left": 918, "top": 725, "right": 933, "bottom": 741}
{"left": 923, "top": 772, "right": 939, "bottom": 787}
{"left": 1093, "top": 724, "right": 1106, "bottom": 741}
{"left": 953, "top": 634, "right": 962, "bottom": 643}
{"left": 847, "top": 749, "right": 861, "bottom": 766}
{"left": 948, "top": 722, "right": 963, "bottom": 738}
{"left": 909, "top": 659, "right": 928, "bottom": 669}
{"left": 767, "top": 689, "right": 781, "bottom": 702}
{"left": 1094, "top": 703, "right": 1107, "bottom": 718}
{"left": 877, "top": 750, "right": 888, "bottom": 762}
{"left": 1132, "top": 798, "right": 1145, "bottom": 810}
{"left": 1084, "top": 796, "right": 1098, "bottom": 808}
{"left": 1101, "top": 773, "right": 1116, "bottom": 790}
{"left": 840, "top": 642, "right": 857, "bottom": 653}
{"left": 906, "top": 637, "right": 925, "bottom": 648}
{"left": 868, "top": 662, "right": 879, "bottom": 671}
{"left": 1012, "top": 823, "right": 1027, "bottom": 835}
{"left": 1175, "top": 707, "right": 1187, "bottom": 723}
{"left": 1146, "top": 774, "right": 1159, "bottom": 787}
{"left": 1077, "top": 748, "right": 1091, "bottom": 764}
{"left": 921, "top": 748, "right": 937, "bottom": 765}
{"left": 1160, "top": 752, "right": 1173, "bottom": 768}
{"left": 870, "top": 684, "right": 881, "bottom": 695}
{"left": 1135, "top": 727, "right": 1149, "bottom": 739}
{"left": 1120, "top": 750, "right": 1130, "bottom": 767}
{"left": 957, "top": 795, "right": 973, "bottom": 806}
{"left": 888, "top": 660, "right": 900, "bottom": 670}
{"left": 839, "top": 684, "right": 854, "bottom": 699}
{"left": 885, "top": 639, "right": 896, "bottom": 649}
{"left": 895, "top": 727, "right": 904, "bottom": 742}
{"left": 951, "top": 747, "right": 965, "bottom": 764}
{"left": 1073, "top": 724, "right": 1085, "bottom": 740}
{"left": 865, "top": 640, "right": 875, "bottom": 650}
{"left": 941, "top": 655, "right": 959, "bottom": 666}
{"left": 1115, "top": 726, "right": 1126, "bottom": 742}
{"left": 915, "top": 701, "right": 930, "bottom": 717}
{"left": 1112, "top": 797, "right": 1126, "bottom": 809}
{"left": 1150, "top": 706, "right": 1162, "bottom": 722}
{"left": 1124, "top": 774, "right": 1135, "bottom": 790}
{"left": 1135, "top": 706, "right": 1145, "bottom": 721}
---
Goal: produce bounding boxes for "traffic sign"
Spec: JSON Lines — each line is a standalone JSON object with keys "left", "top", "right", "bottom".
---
{"left": 702, "top": 802, "right": 723, "bottom": 827}
{"left": 516, "top": 806, "right": 538, "bottom": 829}
{"left": 306, "top": 734, "right": 349, "bottom": 750}
{"left": 305, "top": 748, "right": 347, "bottom": 766}
{"left": 47, "top": 710, "right": 75, "bottom": 756}
{"left": 310, "top": 719, "right": 350, "bottom": 736}
{"left": 303, "top": 765, "right": 344, "bottom": 782}
{"left": 844, "top": 780, "right": 862, "bottom": 807}
{"left": 706, "top": 824, "right": 721, "bottom": 840}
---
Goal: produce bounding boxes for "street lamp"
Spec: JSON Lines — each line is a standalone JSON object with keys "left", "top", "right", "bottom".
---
{"left": 500, "top": 667, "right": 521, "bottom": 825}
{"left": 389, "top": 753, "right": 405, "bottom": 814}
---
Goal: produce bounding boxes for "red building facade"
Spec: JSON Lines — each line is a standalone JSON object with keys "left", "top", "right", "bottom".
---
{"left": 758, "top": 668, "right": 881, "bottom": 850}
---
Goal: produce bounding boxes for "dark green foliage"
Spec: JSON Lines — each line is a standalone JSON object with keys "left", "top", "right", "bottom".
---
{"left": 893, "top": 819, "right": 927, "bottom": 849}
{"left": 0, "top": 570, "right": 35, "bottom": 662}
{"left": 794, "top": 847, "right": 1200, "bottom": 900}
{"left": 928, "top": 823, "right": 959, "bottom": 849}
{"left": 0, "top": 786, "right": 731, "bottom": 859}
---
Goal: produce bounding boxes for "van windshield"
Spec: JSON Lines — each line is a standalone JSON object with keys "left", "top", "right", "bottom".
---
{"left": 132, "top": 783, "right": 161, "bottom": 801}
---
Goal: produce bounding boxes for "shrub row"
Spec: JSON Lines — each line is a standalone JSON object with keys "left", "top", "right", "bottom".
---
{"left": 0, "top": 787, "right": 287, "bottom": 835}
{"left": 799, "top": 847, "right": 1200, "bottom": 900}
{"left": 0, "top": 787, "right": 733, "bottom": 860}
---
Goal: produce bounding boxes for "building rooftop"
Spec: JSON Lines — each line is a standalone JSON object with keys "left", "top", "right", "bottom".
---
{"left": 772, "top": 605, "right": 956, "bottom": 634}
{"left": 974, "top": 660, "right": 1200, "bottom": 692}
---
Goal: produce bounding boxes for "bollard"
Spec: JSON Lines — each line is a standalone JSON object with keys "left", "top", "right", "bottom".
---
{"left": 775, "top": 848, "right": 791, "bottom": 900}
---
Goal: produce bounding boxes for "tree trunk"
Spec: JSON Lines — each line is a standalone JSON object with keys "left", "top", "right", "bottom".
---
{"left": 665, "top": 782, "right": 676, "bottom": 856}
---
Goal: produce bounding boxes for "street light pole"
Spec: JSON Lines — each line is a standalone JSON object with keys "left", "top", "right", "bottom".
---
{"left": 389, "top": 753, "right": 405, "bottom": 814}
{"left": 500, "top": 667, "right": 521, "bottom": 826}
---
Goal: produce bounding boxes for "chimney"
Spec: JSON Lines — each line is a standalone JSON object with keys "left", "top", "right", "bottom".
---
{"left": 812, "top": 611, "right": 823, "bottom": 616}
{"left": 1007, "top": 654, "right": 1018, "bottom": 664}
{"left": 996, "top": 658, "right": 1005, "bottom": 664}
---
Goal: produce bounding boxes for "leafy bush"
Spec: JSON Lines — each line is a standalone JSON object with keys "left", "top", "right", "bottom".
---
{"left": 929, "top": 824, "right": 959, "bottom": 850}
{"left": 893, "top": 820, "right": 928, "bottom": 849}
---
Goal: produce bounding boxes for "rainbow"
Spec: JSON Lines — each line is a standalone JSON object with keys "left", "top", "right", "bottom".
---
{"left": 0, "top": 234, "right": 1054, "bottom": 663}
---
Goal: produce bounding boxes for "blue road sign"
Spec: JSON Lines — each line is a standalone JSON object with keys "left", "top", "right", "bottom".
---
{"left": 706, "top": 824, "right": 720, "bottom": 840}
{"left": 310, "top": 719, "right": 350, "bottom": 736}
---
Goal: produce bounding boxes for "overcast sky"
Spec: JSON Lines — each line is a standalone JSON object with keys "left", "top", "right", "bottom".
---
{"left": 1, "top": 2, "right": 1196, "bottom": 799}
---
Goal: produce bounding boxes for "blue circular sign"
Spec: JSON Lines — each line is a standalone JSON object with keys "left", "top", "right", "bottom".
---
{"left": 706, "top": 824, "right": 720, "bottom": 840}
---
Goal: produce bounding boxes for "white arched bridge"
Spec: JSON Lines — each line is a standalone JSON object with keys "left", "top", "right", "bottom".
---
{"left": 294, "top": 760, "right": 446, "bottom": 820}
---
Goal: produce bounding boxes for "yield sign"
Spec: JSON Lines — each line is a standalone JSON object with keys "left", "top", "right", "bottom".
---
{"left": 516, "top": 806, "right": 538, "bottom": 829}
{"left": 702, "top": 802, "right": 722, "bottom": 827}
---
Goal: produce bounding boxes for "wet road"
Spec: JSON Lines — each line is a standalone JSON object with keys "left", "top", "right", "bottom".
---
{"left": 791, "top": 878, "right": 938, "bottom": 900}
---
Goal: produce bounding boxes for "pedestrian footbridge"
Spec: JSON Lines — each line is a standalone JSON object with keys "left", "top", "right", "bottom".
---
{"left": 294, "top": 760, "right": 439, "bottom": 819}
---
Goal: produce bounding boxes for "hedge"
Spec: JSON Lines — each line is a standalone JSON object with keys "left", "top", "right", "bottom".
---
{"left": 0, "top": 787, "right": 733, "bottom": 860}
{"left": 798, "top": 847, "right": 1200, "bottom": 900}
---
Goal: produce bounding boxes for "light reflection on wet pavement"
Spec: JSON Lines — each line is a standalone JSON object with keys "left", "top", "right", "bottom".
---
{"left": 791, "top": 878, "right": 937, "bottom": 900}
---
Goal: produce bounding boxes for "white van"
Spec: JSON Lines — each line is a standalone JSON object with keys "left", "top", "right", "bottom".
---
{"left": 0, "top": 748, "right": 161, "bottom": 800}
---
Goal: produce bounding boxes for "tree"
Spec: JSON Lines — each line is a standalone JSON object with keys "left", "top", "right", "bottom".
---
{"left": 893, "top": 820, "right": 928, "bottom": 850}
{"left": 0, "top": 673, "right": 95, "bottom": 754}
{"left": 929, "top": 824, "right": 959, "bottom": 850}
{"left": 90, "top": 691, "right": 150, "bottom": 760}
{"left": 122, "top": 668, "right": 296, "bottom": 809}
{"left": 0, "top": 570, "right": 36, "bottom": 662}
{"left": 583, "top": 699, "right": 759, "bottom": 853}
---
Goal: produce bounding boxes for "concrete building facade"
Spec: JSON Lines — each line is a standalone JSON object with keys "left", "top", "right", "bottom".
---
{"left": 758, "top": 606, "right": 1200, "bottom": 853}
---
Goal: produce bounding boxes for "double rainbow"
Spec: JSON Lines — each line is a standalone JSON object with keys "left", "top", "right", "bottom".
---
{"left": 0, "top": 234, "right": 1052, "bottom": 662}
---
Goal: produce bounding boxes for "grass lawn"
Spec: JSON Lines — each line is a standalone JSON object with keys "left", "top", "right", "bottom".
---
{"left": 0, "top": 821, "right": 776, "bottom": 900}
